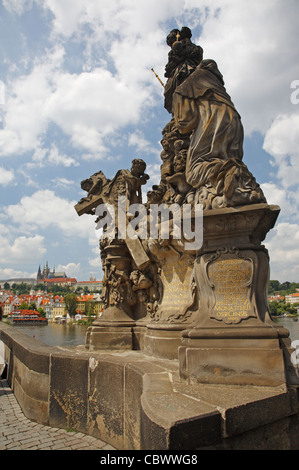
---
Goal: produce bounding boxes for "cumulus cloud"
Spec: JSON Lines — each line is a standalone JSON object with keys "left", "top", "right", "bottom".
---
{"left": 0, "top": 46, "right": 64, "bottom": 157}
{"left": 261, "top": 183, "right": 299, "bottom": 218}
{"left": 55, "top": 262, "right": 81, "bottom": 277}
{"left": 0, "top": 233, "right": 46, "bottom": 265}
{"left": 265, "top": 222, "right": 299, "bottom": 282}
{"left": 0, "top": 267, "right": 36, "bottom": 280}
{"left": 51, "top": 177, "right": 75, "bottom": 189}
{"left": 45, "top": 67, "right": 151, "bottom": 153}
{"left": 263, "top": 113, "right": 299, "bottom": 189}
{"left": 2, "top": 0, "right": 297, "bottom": 160}
{"left": 196, "top": 0, "right": 299, "bottom": 136}
{"left": 29, "top": 144, "right": 79, "bottom": 168}
{"left": 0, "top": 167, "right": 14, "bottom": 185}
{"left": 2, "top": 0, "right": 34, "bottom": 15}
{"left": 128, "top": 130, "right": 155, "bottom": 155}
{"left": 3, "top": 189, "right": 95, "bottom": 239}
{"left": 1, "top": 190, "right": 99, "bottom": 278}
{"left": 0, "top": 46, "right": 155, "bottom": 160}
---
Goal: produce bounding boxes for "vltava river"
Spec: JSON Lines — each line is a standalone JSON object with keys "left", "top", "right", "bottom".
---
{"left": 273, "top": 317, "right": 299, "bottom": 344}
{"left": 12, "top": 317, "right": 299, "bottom": 348}
{"left": 13, "top": 322, "right": 88, "bottom": 347}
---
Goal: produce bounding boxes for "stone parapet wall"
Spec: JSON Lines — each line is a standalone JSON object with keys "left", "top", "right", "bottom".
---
{"left": 1, "top": 321, "right": 299, "bottom": 450}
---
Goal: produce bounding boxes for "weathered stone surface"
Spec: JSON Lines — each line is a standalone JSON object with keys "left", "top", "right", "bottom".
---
{"left": 73, "top": 28, "right": 292, "bottom": 393}
{"left": 2, "top": 322, "right": 299, "bottom": 450}
{"left": 49, "top": 353, "right": 89, "bottom": 432}
{"left": 2, "top": 25, "right": 299, "bottom": 452}
{"left": 87, "top": 356, "right": 124, "bottom": 449}
{"left": 12, "top": 356, "right": 49, "bottom": 425}
{"left": 176, "top": 203, "right": 299, "bottom": 387}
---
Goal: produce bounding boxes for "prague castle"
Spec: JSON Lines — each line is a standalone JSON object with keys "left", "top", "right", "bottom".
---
{"left": 37, "top": 262, "right": 67, "bottom": 282}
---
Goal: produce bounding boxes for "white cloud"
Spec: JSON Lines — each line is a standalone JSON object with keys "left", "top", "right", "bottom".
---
{"left": 128, "top": 130, "right": 154, "bottom": 155}
{"left": 196, "top": 0, "right": 299, "bottom": 136}
{"left": 29, "top": 144, "right": 79, "bottom": 168}
{"left": 2, "top": 0, "right": 34, "bottom": 15}
{"left": 3, "top": 190, "right": 95, "bottom": 239}
{"left": 0, "top": 167, "right": 15, "bottom": 185}
{"left": 0, "top": 267, "right": 36, "bottom": 280}
{"left": 3, "top": 0, "right": 298, "bottom": 144}
{"left": 45, "top": 68, "right": 151, "bottom": 154}
{"left": 263, "top": 113, "right": 299, "bottom": 189}
{"left": 0, "top": 233, "right": 46, "bottom": 265}
{"left": 0, "top": 46, "right": 65, "bottom": 157}
{"left": 51, "top": 177, "right": 75, "bottom": 188}
{"left": 0, "top": 81, "right": 5, "bottom": 105}
{"left": 0, "top": 48, "right": 154, "bottom": 160}
{"left": 265, "top": 222, "right": 299, "bottom": 282}
{"left": 42, "top": 0, "right": 181, "bottom": 41}
{"left": 4, "top": 0, "right": 297, "bottom": 161}
{"left": 48, "top": 144, "right": 79, "bottom": 167}
{"left": 56, "top": 262, "right": 81, "bottom": 277}
{"left": 261, "top": 183, "right": 299, "bottom": 219}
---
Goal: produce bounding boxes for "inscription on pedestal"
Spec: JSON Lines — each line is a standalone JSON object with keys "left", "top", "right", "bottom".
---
{"left": 157, "top": 254, "right": 195, "bottom": 322}
{"left": 207, "top": 254, "right": 256, "bottom": 324}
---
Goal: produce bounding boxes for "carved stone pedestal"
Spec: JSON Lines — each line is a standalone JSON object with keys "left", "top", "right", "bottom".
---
{"left": 143, "top": 250, "right": 197, "bottom": 359}
{"left": 85, "top": 239, "right": 137, "bottom": 350}
{"left": 85, "top": 306, "right": 136, "bottom": 350}
{"left": 178, "top": 203, "right": 299, "bottom": 387}
{"left": 179, "top": 326, "right": 294, "bottom": 386}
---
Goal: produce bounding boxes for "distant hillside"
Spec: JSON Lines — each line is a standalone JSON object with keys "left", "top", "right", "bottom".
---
{"left": 268, "top": 280, "right": 299, "bottom": 296}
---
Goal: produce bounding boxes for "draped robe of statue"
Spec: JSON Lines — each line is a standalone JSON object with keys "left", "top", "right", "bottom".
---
{"left": 172, "top": 59, "right": 244, "bottom": 189}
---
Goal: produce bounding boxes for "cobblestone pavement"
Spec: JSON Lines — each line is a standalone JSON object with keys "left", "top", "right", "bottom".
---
{"left": 0, "top": 378, "right": 116, "bottom": 451}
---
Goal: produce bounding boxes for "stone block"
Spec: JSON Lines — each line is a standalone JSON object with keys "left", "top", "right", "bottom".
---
{"left": 49, "top": 354, "right": 89, "bottom": 432}
{"left": 87, "top": 356, "right": 124, "bottom": 449}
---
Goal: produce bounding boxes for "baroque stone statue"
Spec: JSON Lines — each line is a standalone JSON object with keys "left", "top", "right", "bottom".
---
{"left": 75, "top": 27, "right": 298, "bottom": 388}
{"left": 161, "top": 26, "right": 265, "bottom": 210}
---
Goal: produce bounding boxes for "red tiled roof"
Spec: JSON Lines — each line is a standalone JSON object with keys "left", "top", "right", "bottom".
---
{"left": 44, "top": 278, "right": 77, "bottom": 283}
{"left": 77, "top": 280, "right": 102, "bottom": 284}
{"left": 9, "top": 309, "right": 43, "bottom": 317}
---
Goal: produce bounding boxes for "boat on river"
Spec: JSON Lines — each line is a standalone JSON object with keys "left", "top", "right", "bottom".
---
{"left": 9, "top": 309, "right": 48, "bottom": 325}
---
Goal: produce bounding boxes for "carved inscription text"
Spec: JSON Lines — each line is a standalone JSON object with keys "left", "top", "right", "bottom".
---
{"left": 158, "top": 255, "right": 194, "bottom": 321}
{"left": 208, "top": 256, "right": 256, "bottom": 324}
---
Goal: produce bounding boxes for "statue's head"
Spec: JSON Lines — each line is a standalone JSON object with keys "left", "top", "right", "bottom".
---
{"left": 147, "top": 184, "right": 166, "bottom": 204}
{"left": 179, "top": 26, "right": 192, "bottom": 40}
{"left": 131, "top": 159, "right": 146, "bottom": 177}
{"left": 174, "top": 153, "right": 187, "bottom": 173}
{"left": 166, "top": 29, "right": 180, "bottom": 47}
{"left": 166, "top": 26, "right": 192, "bottom": 47}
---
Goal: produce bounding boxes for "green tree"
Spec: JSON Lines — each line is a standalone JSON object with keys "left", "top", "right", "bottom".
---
{"left": 34, "top": 283, "right": 46, "bottom": 292}
{"left": 3, "top": 282, "right": 10, "bottom": 290}
{"left": 85, "top": 301, "right": 95, "bottom": 319}
{"left": 268, "top": 280, "right": 280, "bottom": 295}
{"left": 16, "top": 283, "right": 31, "bottom": 294}
{"left": 37, "top": 307, "right": 46, "bottom": 318}
{"left": 64, "top": 293, "right": 78, "bottom": 317}
{"left": 269, "top": 300, "right": 297, "bottom": 316}
{"left": 19, "top": 302, "right": 29, "bottom": 310}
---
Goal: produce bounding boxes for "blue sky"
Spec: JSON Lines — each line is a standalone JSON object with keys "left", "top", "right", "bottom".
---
{"left": 0, "top": 0, "right": 298, "bottom": 282}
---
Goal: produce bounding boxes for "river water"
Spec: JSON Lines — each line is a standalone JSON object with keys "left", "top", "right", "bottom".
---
{"left": 13, "top": 322, "right": 88, "bottom": 347}
{"left": 273, "top": 317, "right": 299, "bottom": 344}
{"left": 11, "top": 317, "right": 299, "bottom": 348}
